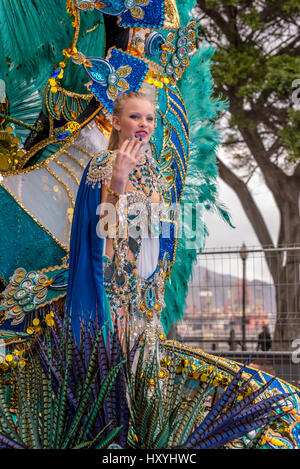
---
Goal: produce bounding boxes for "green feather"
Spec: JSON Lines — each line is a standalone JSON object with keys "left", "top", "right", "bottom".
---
{"left": 0, "top": 385, "right": 20, "bottom": 443}
{"left": 0, "top": 0, "right": 72, "bottom": 85}
{"left": 80, "top": 361, "right": 125, "bottom": 442}
{"left": 94, "top": 425, "right": 123, "bottom": 449}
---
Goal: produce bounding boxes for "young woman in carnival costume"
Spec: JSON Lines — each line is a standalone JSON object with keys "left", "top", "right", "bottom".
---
{"left": 0, "top": 0, "right": 300, "bottom": 448}
{"left": 66, "top": 90, "right": 173, "bottom": 352}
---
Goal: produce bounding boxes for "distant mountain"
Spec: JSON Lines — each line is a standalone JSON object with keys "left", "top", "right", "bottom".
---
{"left": 186, "top": 265, "right": 276, "bottom": 315}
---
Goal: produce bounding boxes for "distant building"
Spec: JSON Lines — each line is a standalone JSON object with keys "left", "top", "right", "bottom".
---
{"left": 233, "top": 280, "right": 251, "bottom": 306}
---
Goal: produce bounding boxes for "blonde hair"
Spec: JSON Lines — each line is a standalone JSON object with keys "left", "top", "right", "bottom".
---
{"left": 108, "top": 91, "right": 154, "bottom": 150}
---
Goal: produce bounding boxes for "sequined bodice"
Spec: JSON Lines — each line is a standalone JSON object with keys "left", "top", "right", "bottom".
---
{"left": 86, "top": 149, "right": 169, "bottom": 346}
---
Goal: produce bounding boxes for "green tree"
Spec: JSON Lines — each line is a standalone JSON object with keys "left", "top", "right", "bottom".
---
{"left": 196, "top": 0, "right": 300, "bottom": 350}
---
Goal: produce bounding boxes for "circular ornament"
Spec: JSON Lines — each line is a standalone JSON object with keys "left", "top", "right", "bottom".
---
{"left": 37, "top": 275, "right": 48, "bottom": 285}
{"left": 23, "top": 303, "right": 36, "bottom": 312}
{"left": 125, "top": 0, "right": 135, "bottom": 8}
{"left": 172, "top": 55, "right": 180, "bottom": 67}
{"left": 7, "top": 288, "right": 17, "bottom": 298}
{"left": 6, "top": 298, "right": 17, "bottom": 306}
{"left": 178, "top": 46, "right": 188, "bottom": 59}
{"left": 18, "top": 281, "right": 32, "bottom": 293}
{"left": 18, "top": 296, "right": 32, "bottom": 306}
{"left": 177, "top": 37, "right": 187, "bottom": 48}
{"left": 35, "top": 290, "right": 47, "bottom": 302}
{"left": 14, "top": 267, "right": 26, "bottom": 276}
{"left": 27, "top": 271, "right": 38, "bottom": 280}
{"left": 165, "top": 64, "right": 174, "bottom": 76}
{"left": 108, "top": 72, "right": 119, "bottom": 86}
{"left": 33, "top": 284, "right": 46, "bottom": 293}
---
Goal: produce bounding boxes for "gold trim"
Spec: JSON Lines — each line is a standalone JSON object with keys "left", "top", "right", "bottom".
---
{"left": 54, "top": 159, "right": 80, "bottom": 185}
{"left": 162, "top": 340, "right": 261, "bottom": 392}
{"left": 78, "top": 104, "right": 103, "bottom": 128}
{"left": 0, "top": 336, "right": 29, "bottom": 347}
{"left": 169, "top": 139, "right": 185, "bottom": 183}
{"left": 62, "top": 149, "right": 86, "bottom": 169}
{"left": 50, "top": 83, "right": 92, "bottom": 101}
{"left": 167, "top": 86, "right": 190, "bottom": 205}
{"left": 0, "top": 184, "right": 68, "bottom": 251}
{"left": 44, "top": 164, "right": 75, "bottom": 207}
{"left": 222, "top": 356, "right": 300, "bottom": 393}
{"left": 160, "top": 85, "right": 191, "bottom": 273}
{"left": 3, "top": 139, "right": 75, "bottom": 176}
{"left": 31, "top": 292, "right": 66, "bottom": 312}
{"left": 39, "top": 263, "right": 67, "bottom": 274}
{"left": 168, "top": 98, "right": 189, "bottom": 141}
{"left": 171, "top": 127, "right": 188, "bottom": 176}
{"left": 44, "top": 82, "right": 92, "bottom": 122}
{"left": 72, "top": 6, "right": 81, "bottom": 49}
{"left": 168, "top": 88, "right": 189, "bottom": 118}
{"left": 163, "top": 0, "right": 181, "bottom": 29}
{"left": 71, "top": 142, "right": 95, "bottom": 159}
{"left": 49, "top": 116, "right": 54, "bottom": 137}
{"left": 19, "top": 137, "right": 63, "bottom": 169}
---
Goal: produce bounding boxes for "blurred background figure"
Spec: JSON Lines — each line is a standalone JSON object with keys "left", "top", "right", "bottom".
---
{"left": 257, "top": 324, "right": 272, "bottom": 351}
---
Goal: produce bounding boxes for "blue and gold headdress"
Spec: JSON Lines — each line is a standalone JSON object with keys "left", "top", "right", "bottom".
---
{"left": 74, "top": 48, "right": 149, "bottom": 114}
{"left": 144, "top": 19, "right": 197, "bottom": 84}
{"left": 77, "top": 0, "right": 166, "bottom": 28}
{"left": 52, "top": 0, "right": 196, "bottom": 139}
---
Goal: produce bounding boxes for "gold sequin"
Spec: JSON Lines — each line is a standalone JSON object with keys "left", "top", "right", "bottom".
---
{"left": 163, "top": 0, "right": 181, "bottom": 29}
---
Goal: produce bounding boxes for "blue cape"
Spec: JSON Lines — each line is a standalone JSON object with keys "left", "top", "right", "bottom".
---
{"left": 65, "top": 160, "right": 109, "bottom": 344}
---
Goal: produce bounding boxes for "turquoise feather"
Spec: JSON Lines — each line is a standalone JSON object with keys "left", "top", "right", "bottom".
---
{"left": 0, "top": 1, "right": 105, "bottom": 94}
{"left": 161, "top": 3, "right": 231, "bottom": 334}
{"left": 0, "top": 0, "right": 71, "bottom": 86}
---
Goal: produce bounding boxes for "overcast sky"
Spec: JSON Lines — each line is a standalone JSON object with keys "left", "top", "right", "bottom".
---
{"left": 204, "top": 177, "right": 279, "bottom": 250}
{"left": 198, "top": 149, "right": 280, "bottom": 282}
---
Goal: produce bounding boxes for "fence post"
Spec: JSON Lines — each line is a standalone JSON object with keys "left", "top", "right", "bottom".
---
{"left": 240, "top": 243, "right": 248, "bottom": 351}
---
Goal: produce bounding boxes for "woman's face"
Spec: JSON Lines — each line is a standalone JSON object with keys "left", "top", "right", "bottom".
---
{"left": 112, "top": 97, "right": 155, "bottom": 147}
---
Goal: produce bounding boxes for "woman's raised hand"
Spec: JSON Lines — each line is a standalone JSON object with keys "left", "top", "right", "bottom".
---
{"left": 110, "top": 136, "right": 145, "bottom": 194}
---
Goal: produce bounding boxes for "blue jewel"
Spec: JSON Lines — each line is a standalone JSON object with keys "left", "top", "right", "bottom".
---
{"left": 56, "top": 130, "right": 71, "bottom": 140}
{"left": 51, "top": 68, "right": 61, "bottom": 78}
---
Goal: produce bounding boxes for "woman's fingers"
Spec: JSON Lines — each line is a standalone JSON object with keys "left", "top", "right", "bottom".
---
{"left": 123, "top": 136, "right": 144, "bottom": 159}
{"left": 118, "top": 136, "right": 144, "bottom": 169}
{"left": 132, "top": 138, "right": 144, "bottom": 158}
{"left": 128, "top": 135, "right": 140, "bottom": 153}
{"left": 120, "top": 137, "right": 134, "bottom": 154}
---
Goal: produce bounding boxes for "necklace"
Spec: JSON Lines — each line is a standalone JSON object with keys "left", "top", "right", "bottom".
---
{"left": 129, "top": 153, "right": 165, "bottom": 199}
{"left": 129, "top": 154, "right": 154, "bottom": 197}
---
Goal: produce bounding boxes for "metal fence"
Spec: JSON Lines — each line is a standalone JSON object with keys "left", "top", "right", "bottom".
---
{"left": 177, "top": 245, "right": 300, "bottom": 387}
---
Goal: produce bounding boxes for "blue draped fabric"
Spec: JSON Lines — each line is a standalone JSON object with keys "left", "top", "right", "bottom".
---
{"left": 65, "top": 160, "right": 107, "bottom": 344}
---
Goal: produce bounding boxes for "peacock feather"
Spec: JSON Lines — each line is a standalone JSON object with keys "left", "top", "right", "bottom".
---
{"left": 124, "top": 337, "right": 293, "bottom": 449}
{"left": 0, "top": 310, "right": 127, "bottom": 449}
{"left": 0, "top": 308, "right": 295, "bottom": 449}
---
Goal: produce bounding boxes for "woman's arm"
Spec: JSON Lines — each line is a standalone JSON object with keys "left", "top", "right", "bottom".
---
{"left": 109, "top": 135, "right": 145, "bottom": 198}
{"left": 99, "top": 136, "right": 145, "bottom": 244}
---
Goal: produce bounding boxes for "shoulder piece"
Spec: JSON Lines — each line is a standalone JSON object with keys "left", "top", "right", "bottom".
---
{"left": 86, "top": 150, "right": 117, "bottom": 188}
